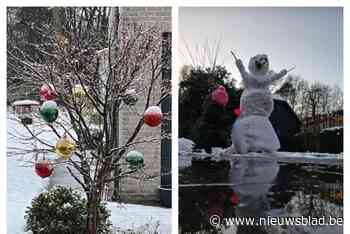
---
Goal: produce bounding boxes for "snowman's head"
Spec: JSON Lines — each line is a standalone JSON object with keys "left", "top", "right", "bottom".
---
{"left": 248, "top": 54, "right": 269, "bottom": 75}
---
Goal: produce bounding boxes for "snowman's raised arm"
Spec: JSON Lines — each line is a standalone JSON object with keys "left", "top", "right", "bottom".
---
{"left": 231, "top": 51, "right": 249, "bottom": 79}
{"left": 269, "top": 69, "right": 288, "bottom": 82}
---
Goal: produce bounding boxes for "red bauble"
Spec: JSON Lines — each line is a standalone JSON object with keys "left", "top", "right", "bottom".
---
{"left": 211, "top": 85, "right": 228, "bottom": 107}
{"left": 144, "top": 106, "right": 163, "bottom": 127}
{"left": 230, "top": 192, "right": 239, "bottom": 206}
{"left": 35, "top": 160, "right": 53, "bottom": 178}
{"left": 233, "top": 107, "right": 241, "bottom": 117}
{"left": 39, "top": 84, "right": 56, "bottom": 101}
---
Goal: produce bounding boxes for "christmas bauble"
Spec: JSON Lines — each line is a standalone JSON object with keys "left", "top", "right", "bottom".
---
{"left": 144, "top": 106, "right": 163, "bottom": 127}
{"left": 39, "top": 84, "right": 56, "bottom": 101}
{"left": 73, "top": 84, "right": 86, "bottom": 98}
{"left": 126, "top": 150, "right": 144, "bottom": 169}
{"left": 35, "top": 160, "right": 53, "bottom": 178}
{"left": 233, "top": 107, "right": 241, "bottom": 117}
{"left": 55, "top": 135, "right": 76, "bottom": 160}
{"left": 211, "top": 85, "right": 228, "bottom": 107}
{"left": 230, "top": 192, "right": 239, "bottom": 205}
{"left": 40, "top": 101, "right": 58, "bottom": 123}
{"left": 123, "top": 89, "right": 138, "bottom": 106}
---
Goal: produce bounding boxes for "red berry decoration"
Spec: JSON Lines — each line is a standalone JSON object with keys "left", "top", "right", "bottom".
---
{"left": 39, "top": 84, "right": 56, "bottom": 101}
{"left": 35, "top": 160, "right": 53, "bottom": 178}
{"left": 144, "top": 106, "right": 163, "bottom": 127}
{"left": 211, "top": 85, "right": 228, "bottom": 107}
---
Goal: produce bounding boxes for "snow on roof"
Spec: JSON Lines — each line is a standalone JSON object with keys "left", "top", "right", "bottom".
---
{"left": 320, "top": 126, "right": 343, "bottom": 132}
{"left": 272, "top": 94, "right": 286, "bottom": 101}
{"left": 12, "top": 100, "right": 40, "bottom": 106}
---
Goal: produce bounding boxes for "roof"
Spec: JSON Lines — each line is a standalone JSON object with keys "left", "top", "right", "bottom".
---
{"left": 272, "top": 98, "right": 302, "bottom": 128}
{"left": 12, "top": 100, "right": 40, "bottom": 106}
{"left": 272, "top": 94, "right": 285, "bottom": 101}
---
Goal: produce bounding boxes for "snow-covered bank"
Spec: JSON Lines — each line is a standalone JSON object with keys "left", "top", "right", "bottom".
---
{"left": 179, "top": 137, "right": 342, "bottom": 168}
{"left": 107, "top": 202, "right": 171, "bottom": 234}
{"left": 189, "top": 151, "right": 343, "bottom": 166}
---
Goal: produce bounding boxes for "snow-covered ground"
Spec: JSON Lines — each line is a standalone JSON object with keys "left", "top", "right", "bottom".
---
{"left": 179, "top": 137, "right": 342, "bottom": 168}
{"left": 7, "top": 157, "right": 49, "bottom": 234}
{"left": 107, "top": 203, "right": 171, "bottom": 233}
{"left": 7, "top": 113, "right": 50, "bottom": 233}
{"left": 7, "top": 112, "right": 171, "bottom": 233}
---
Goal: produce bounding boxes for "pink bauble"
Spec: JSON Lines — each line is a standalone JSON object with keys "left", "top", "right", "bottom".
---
{"left": 211, "top": 85, "right": 228, "bottom": 107}
{"left": 144, "top": 106, "right": 163, "bottom": 127}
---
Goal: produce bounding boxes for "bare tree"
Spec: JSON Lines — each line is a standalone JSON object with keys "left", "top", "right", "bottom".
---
{"left": 319, "top": 84, "right": 332, "bottom": 114}
{"left": 275, "top": 75, "right": 342, "bottom": 121}
{"left": 330, "top": 85, "right": 343, "bottom": 112}
{"left": 7, "top": 7, "right": 171, "bottom": 233}
{"left": 307, "top": 82, "right": 326, "bottom": 121}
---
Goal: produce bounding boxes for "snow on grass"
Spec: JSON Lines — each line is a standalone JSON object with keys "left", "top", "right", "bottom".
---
{"left": 107, "top": 202, "right": 171, "bottom": 234}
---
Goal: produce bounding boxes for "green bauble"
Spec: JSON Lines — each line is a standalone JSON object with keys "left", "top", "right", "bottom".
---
{"left": 126, "top": 150, "right": 144, "bottom": 169}
{"left": 40, "top": 101, "right": 58, "bottom": 123}
{"left": 123, "top": 89, "right": 138, "bottom": 106}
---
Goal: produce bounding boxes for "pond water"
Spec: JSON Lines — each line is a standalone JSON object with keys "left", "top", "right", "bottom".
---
{"left": 179, "top": 157, "right": 343, "bottom": 234}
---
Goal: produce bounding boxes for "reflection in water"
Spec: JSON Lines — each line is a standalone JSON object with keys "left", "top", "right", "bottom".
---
{"left": 179, "top": 158, "right": 343, "bottom": 234}
{"left": 231, "top": 158, "right": 279, "bottom": 234}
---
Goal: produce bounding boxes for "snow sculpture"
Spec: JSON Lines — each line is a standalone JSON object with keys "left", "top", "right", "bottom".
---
{"left": 230, "top": 52, "right": 293, "bottom": 153}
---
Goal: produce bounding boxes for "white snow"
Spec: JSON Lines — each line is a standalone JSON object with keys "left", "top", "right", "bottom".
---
{"left": 231, "top": 115, "right": 280, "bottom": 153}
{"left": 179, "top": 138, "right": 194, "bottom": 169}
{"left": 41, "top": 100, "right": 57, "bottom": 109}
{"left": 145, "top": 106, "right": 162, "bottom": 114}
{"left": 272, "top": 94, "right": 285, "bottom": 101}
{"left": 107, "top": 202, "right": 171, "bottom": 234}
{"left": 8, "top": 111, "right": 171, "bottom": 233}
{"left": 183, "top": 150, "right": 342, "bottom": 167}
{"left": 320, "top": 126, "right": 343, "bottom": 132}
{"left": 12, "top": 100, "right": 40, "bottom": 106}
{"left": 7, "top": 113, "right": 50, "bottom": 234}
{"left": 178, "top": 136, "right": 343, "bottom": 168}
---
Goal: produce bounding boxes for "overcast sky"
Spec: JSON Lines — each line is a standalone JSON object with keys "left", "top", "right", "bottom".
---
{"left": 179, "top": 7, "right": 343, "bottom": 88}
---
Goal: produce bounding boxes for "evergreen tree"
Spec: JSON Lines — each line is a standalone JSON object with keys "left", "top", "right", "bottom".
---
{"left": 179, "top": 65, "right": 241, "bottom": 153}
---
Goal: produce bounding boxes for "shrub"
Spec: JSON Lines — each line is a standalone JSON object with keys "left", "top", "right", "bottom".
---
{"left": 25, "top": 186, "right": 112, "bottom": 234}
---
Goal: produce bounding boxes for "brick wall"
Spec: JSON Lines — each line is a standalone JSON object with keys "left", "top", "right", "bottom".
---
{"left": 118, "top": 7, "right": 171, "bottom": 204}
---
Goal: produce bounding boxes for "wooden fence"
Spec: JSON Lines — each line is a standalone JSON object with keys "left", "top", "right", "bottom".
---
{"left": 302, "top": 113, "right": 343, "bottom": 133}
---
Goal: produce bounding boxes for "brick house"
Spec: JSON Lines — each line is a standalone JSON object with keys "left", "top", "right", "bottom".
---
{"left": 112, "top": 7, "right": 171, "bottom": 205}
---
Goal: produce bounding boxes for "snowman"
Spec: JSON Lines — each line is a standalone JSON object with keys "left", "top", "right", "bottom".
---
{"left": 230, "top": 52, "right": 294, "bottom": 154}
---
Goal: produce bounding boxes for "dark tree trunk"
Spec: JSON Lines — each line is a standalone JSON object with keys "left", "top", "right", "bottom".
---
{"left": 87, "top": 187, "right": 100, "bottom": 234}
